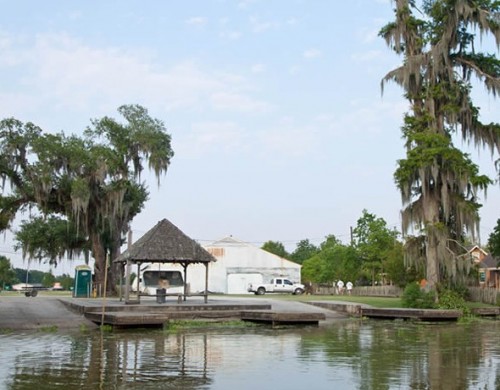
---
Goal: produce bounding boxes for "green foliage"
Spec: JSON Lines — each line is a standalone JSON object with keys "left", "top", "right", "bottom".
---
{"left": 261, "top": 241, "right": 289, "bottom": 259}
{"left": 39, "top": 325, "right": 58, "bottom": 333}
{"left": 436, "top": 289, "right": 471, "bottom": 317}
{"left": 381, "top": 0, "right": 500, "bottom": 288}
{"left": 12, "top": 267, "right": 74, "bottom": 289}
{"left": 302, "top": 235, "right": 361, "bottom": 284}
{"left": 0, "top": 256, "right": 16, "bottom": 288}
{"left": 100, "top": 324, "right": 113, "bottom": 332}
{"left": 289, "top": 239, "right": 319, "bottom": 264}
{"left": 401, "top": 283, "right": 436, "bottom": 309}
{"left": 55, "top": 274, "right": 75, "bottom": 290}
{"left": 164, "top": 320, "right": 256, "bottom": 332}
{"left": 14, "top": 268, "right": 46, "bottom": 284}
{"left": 487, "top": 219, "right": 500, "bottom": 257}
{"left": 15, "top": 216, "right": 89, "bottom": 265}
{"left": 301, "top": 256, "right": 323, "bottom": 283}
{"left": 0, "top": 104, "right": 173, "bottom": 293}
{"left": 42, "top": 271, "right": 56, "bottom": 288}
{"left": 352, "top": 210, "right": 400, "bottom": 285}
{"left": 382, "top": 242, "right": 420, "bottom": 287}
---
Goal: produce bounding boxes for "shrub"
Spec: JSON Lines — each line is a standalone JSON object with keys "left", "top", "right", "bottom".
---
{"left": 401, "top": 283, "right": 435, "bottom": 309}
{"left": 437, "top": 289, "right": 471, "bottom": 317}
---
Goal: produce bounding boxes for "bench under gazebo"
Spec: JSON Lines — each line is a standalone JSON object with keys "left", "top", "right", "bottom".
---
{"left": 114, "top": 218, "right": 216, "bottom": 304}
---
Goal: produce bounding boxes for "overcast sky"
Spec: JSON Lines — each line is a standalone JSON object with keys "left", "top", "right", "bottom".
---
{"left": 1, "top": 0, "right": 499, "bottom": 275}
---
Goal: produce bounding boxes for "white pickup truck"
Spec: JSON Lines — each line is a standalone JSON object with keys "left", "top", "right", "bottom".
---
{"left": 248, "top": 278, "right": 305, "bottom": 295}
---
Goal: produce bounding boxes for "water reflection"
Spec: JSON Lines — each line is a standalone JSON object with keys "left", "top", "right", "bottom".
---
{"left": 1, "top": 320, "right": 499, "bottom": 389}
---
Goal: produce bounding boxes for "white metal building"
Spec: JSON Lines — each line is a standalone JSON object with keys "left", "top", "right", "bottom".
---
{"left": 138, "top": 236, "right": 302, "bottom": 294}
{"left": 202, "top": 236, "right": 301, "bottom": 294}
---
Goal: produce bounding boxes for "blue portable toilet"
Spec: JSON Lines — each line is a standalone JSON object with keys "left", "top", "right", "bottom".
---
{"left": 73, "top": 265, "right": 92, "bottom": 298}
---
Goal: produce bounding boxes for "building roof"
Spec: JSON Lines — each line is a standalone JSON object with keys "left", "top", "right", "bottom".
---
{"left": 115, "top": 219, "right": 216, "bottom": 264}
{"left": 479, "top": 254, "right": 499, "bottom": 269}
{"left": 204, "top": 235, "right": 301, "bottom": 268}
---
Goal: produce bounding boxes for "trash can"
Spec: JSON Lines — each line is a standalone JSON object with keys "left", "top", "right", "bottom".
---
{"left": 74, "top": 265, "right": 92, "bottom": 298}
{"left": 156, "top": 288, "right": 166, "bottom": 304}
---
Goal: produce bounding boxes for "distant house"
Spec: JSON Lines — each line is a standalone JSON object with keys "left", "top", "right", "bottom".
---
{"left": 465, "top": 245, "right": 500, "bottom": 288}
{"left": 468, "top": 245, "right": 488, "bottom": 263}
{"left": 478, "top": 254, "right": 500, "bottom": 289}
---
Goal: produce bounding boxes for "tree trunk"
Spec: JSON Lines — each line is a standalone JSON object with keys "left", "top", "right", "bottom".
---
{"left": 109, "top": 233, "right": 122, "bottom": 296}
{"left": 90, "top": 231, "right": 106, "bottom": 296}
{"left": 424, "top": 192, "right": 440, "bottom": 290}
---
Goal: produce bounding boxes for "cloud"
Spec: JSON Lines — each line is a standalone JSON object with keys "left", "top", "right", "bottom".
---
{"left": 257, "top": 124, "right": 322, "bottom": 160}
{"left": 185, "top": 16, "right": 208, "bottom": 27}
{"left": 303, "top": 48, "right": 322, "bottom": 59}
{"left": 0, "top": 32, "right": 269, "bottom": 117}
{"left": 251, "top": 63, "right": 266, "bottom": 73}
{"left": 351, "top": 49, "right": 384, "bottom": 62}
{"left": 289, "top": 65, "right": 300, "bottom": 75}
{"left": 249, "top": 16, "right": 279, "bottom": 33}
{"left": 210, "top": 91, "right": 270, "bottom": 112}
{"left": 176, "top": 121, "right": 249, "bottom": 158}
{"left": 238, "top": 0, "right": 258, "bottom": 9}
{"left": 219, "top": 30, "right": 242, "bottom": 40}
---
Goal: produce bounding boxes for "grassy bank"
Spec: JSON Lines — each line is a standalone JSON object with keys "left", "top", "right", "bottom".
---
{"left": 234, "top": 293, "right": 496, "bottom": 309}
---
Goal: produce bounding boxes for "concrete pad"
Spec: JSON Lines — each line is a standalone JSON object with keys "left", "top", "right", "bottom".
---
{"left": 0, "top": 296, "right": 98, "bottom": 331}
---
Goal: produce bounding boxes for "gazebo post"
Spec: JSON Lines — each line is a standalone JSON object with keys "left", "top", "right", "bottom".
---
{"left": 204, "top": 262, "right": 209, "bottom": 304}
{"left": 182, "top": 262, "right": 188, "bottom": 302}
{"left": 125, "top": 259, "right": 131, "bottom": 303}
{"left": 136, "top": 262, "right": 141, "bottom": 303}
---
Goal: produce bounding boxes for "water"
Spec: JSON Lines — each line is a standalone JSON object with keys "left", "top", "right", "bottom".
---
{"left": 1, "top": 319, "right": 499, "bottom": 390}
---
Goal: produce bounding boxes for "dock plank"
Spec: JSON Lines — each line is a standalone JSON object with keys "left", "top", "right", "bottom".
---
{"left": 86, "top": 309, "right": 246, "bottom": 327}
{"left": 361, "top": 308, "right": 461, "bottom": 321}
{"left": 241, "top": 310, "right": 325, "bottom": 326}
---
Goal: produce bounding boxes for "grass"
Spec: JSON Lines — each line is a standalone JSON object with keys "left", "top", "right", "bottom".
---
{"left": 233, "top": 293, "right": 496, "bottom": 309}
{"left": 235, "top": 293, "right": 403, "bottom": 308}
{"left": 164, "top": 319, "right": 258, "bottom": 332}
{"left": 39, "top": 325, "right": 58, "bottom": 333}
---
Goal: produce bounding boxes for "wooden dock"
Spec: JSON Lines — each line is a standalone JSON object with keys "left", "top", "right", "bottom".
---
{"left": 85, "top": 309, "right": 244, "bottom": 328}
{"left": 470, "top": 307, "right": 500, "bottom": 317}
{"left": 85, "top": 309, "right": 326, "bottom": 328}
{"left": 80, "top": 301, "right": 328, "bottom": 328}
{"left": 361, "top": 308, "right": 462, "bottom": 321}
{"left": 240, "top": 310, "right": 326, "bottom": 326}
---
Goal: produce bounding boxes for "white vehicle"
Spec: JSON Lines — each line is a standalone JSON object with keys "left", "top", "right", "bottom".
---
{"left": 247, "top": 277, "right": 305, "bottom": 295}
{"left": 131, "top": 269, "right": 185, "bottom": 295}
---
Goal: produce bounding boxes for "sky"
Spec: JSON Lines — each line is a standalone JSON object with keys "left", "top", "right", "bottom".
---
{"left": 1, "top": 0, "right": 499, "bottom": 275}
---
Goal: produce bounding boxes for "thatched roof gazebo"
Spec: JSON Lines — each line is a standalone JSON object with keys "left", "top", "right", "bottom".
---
{"left": 114, "top": 218, "right": 216, "bottom": 304}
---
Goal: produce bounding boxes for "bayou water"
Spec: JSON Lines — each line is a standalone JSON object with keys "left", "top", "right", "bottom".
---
{"left": 1, "top": 319, "right": 499, "bottom": 389}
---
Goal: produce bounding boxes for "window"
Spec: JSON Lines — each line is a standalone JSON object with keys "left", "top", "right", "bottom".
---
{"left": 142, "top": 271, "right": 184, "bottom": 287}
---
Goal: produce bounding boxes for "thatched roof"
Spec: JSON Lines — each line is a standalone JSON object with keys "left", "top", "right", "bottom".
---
{"left": 115, "top": 219, "right": 216, "bottom": 264}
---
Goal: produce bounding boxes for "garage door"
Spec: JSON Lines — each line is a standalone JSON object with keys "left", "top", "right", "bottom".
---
{"left": 227, "top": 273, "right": 263, "bottom": 294}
